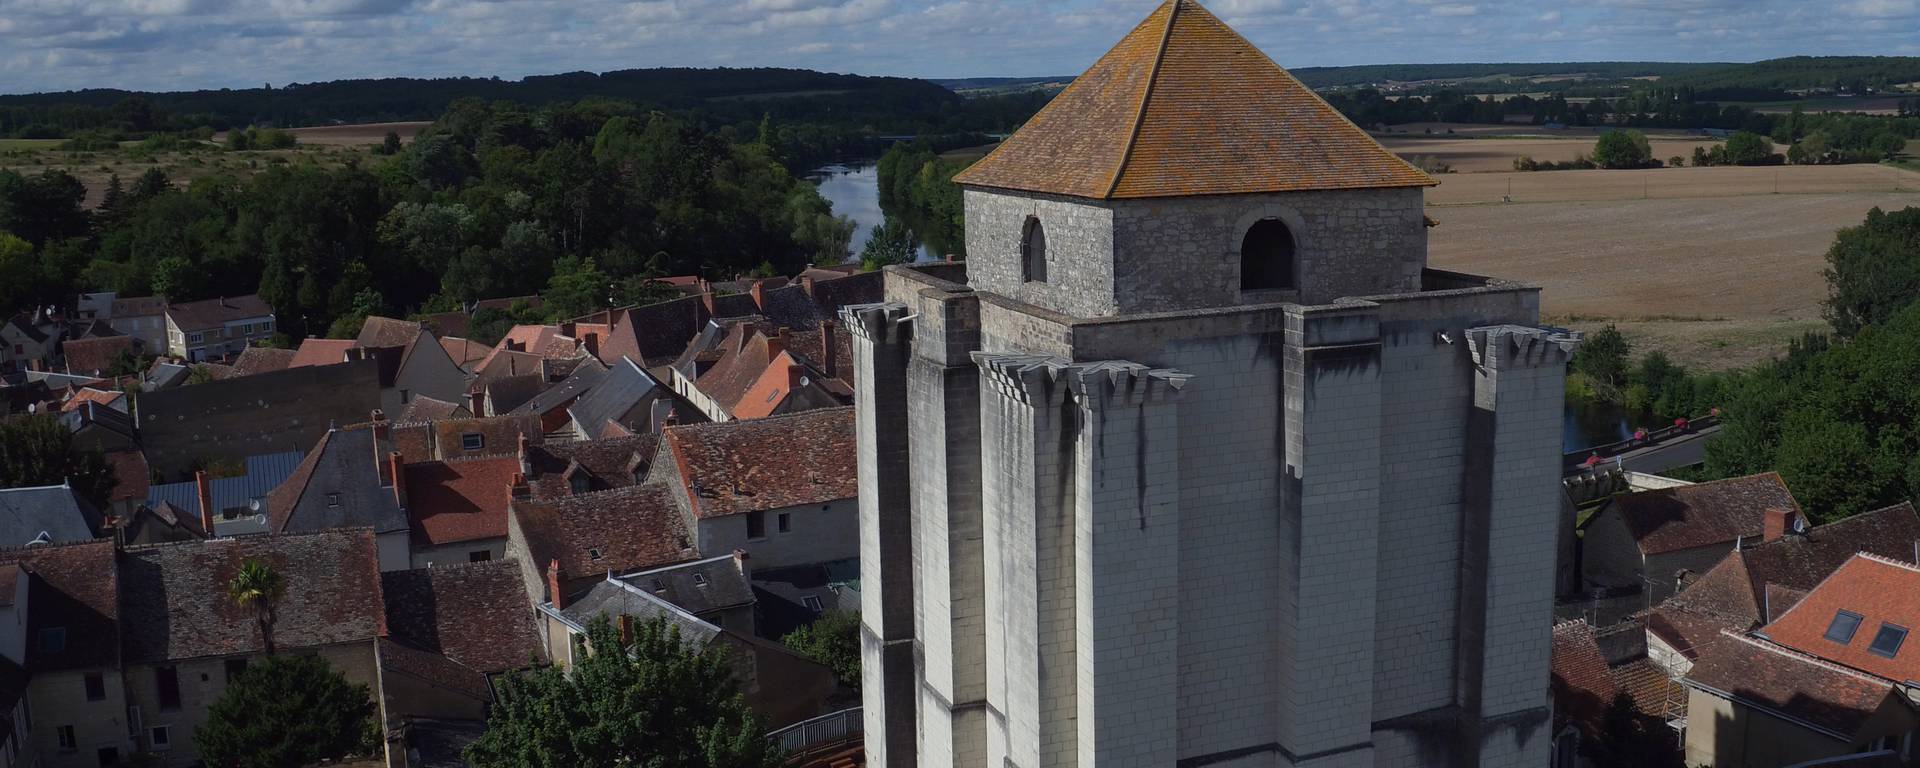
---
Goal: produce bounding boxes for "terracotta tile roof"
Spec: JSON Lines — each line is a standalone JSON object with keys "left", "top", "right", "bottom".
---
{"left": 230, "top": 346, "right": 295, "bottom": 377}
{"left": 420, "top": 312, "right": 471, "bottom": 341}
{"left": 1765, "top": 553, "right": 1920, "bottom": 683}
{"left": 404, "top": 456, "right": 519, "bottom": 546}
{"left": 693, "top": 324, "right": 780, "bottom": 416}
{"left": 357, "top": 316, "right": 425, "bottom": 349}
{"left": 289, "top": 338, "right": 357, "bottom": 368}
{"left": 400, "top": 395, "right": 467, "bottom": 422}
{"left": 1610, "top": 657, "right": 1683, "bottom": 720}
{"left": 380, "top": 561, "right": 544, "bottom": 674}
{"left": 164, "top": 294, "right": 273, "bottom": 330}
{"left": 662, "top": 407, "right": 856, "bottom": 519}
{"left": 0, "top": 540, "right": 119, "bottom": 671}
{"left": 428, "top": 414, "right": 542, "bottom": 460}
{"left": 1643, "top": 502, "right": 1920, "bottom": 658}
{"left": 103, "top": 449, "right": 149, "bottom": 504}
{"left": 1685, "top": 630, "right": 1892, "bottom": 738}
{"left": 1606, "top": 472, "right": 1801, "bottom": 555}
{"left": 119, "top": 529, "right": 386, "bottom": 662}
{"left": 1550, "top": 620, "right": 1619, "bottom": 737}
{"left": 60, "top": 387, "right": 124, "bottom": 413}
{"left": 377, "top": 637, "right": 492, "bottom": 702}
{"left": 522, "top": 435, "right": 659, "bottom": 499}
{"left": 62, "top": 335, "right": 135, "bottom": 377}
{"left": 439, "top": 336, "right": 490, "bottom": 370}
{"left": 511, "top": 484, "right": 695, "bottom": 582}
{"left": 477, "top": 325, "right": 576, "bottom": 375}
{"left": 950, "top": 0, "right": 1432, "bottom": 199}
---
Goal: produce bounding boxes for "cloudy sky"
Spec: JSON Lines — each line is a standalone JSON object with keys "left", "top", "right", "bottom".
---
{"left": 3, "top": 0, "right": 1918, "bottom": 94}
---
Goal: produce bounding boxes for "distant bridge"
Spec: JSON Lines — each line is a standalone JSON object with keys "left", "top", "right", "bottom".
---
{"left": 1563, "top": 414, "right": 1721, "bottom": 477}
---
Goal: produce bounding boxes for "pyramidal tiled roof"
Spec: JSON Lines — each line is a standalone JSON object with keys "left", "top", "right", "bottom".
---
{"left": 953, "top": 0, "right": 1434, "bottom": 200}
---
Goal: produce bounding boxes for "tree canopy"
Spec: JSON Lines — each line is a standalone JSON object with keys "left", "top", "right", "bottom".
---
{"left": 1823, "top": 206, "right": 1920, "bottom": 338}
{"left": 782, "top": 610, "right": 860, "bottom": 689}
{"left": 465, "top": 615, "right": 783, "bottom": 768}
{"left": 0, "top": 413, "right": 115, "bottom": 507}
{"left": 194, "top": 653, "right": 377, "bottom": 768}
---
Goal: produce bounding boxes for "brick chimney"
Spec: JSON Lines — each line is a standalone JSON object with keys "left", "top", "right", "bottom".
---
{"left": 370, "top": 409, "right": 389, "bottom": 441}
{"left": 389, "top": 452, "right": 407, "bottom": 508}
{"left": 766, "top": 328, "right": 786, "bottom": 361}
{"left": 468, "top": 389, "right": 486, "bottom": 417}
{"left": 1763, "top": 508, "right": 1793, "bottom": 542}
{"left": 510, "top": 472, "right": 531, "bottom": 499}
{"left": 194, "top": 471, "right": 215, "bottom": 535}
{"left": 749, "top": 281, "right": 767, "bottom": 312}
{"left": 617, "top": 613, "right": 634, "bottom": 647}
{"left": 517, "top": 432, "right": 532, "bottom": 475}
{"left": 819, "top": 319, "right": 836, "bottom": 378}
{"left": 800, "top": 275, "right": 816, "bottom": 297}
{"left": 547, "top": 560, "right": 567, "bottom": 610}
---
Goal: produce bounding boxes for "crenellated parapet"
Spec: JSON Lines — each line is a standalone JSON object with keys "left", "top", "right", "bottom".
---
{"left": 971, "top": 353, "right": 1191, "bottom": 411}
{"left": 1466, "top": 324, "right": 1582, "bottom": 370}
{"left": 843, "top": 302, "right": 915, "bottom": 346}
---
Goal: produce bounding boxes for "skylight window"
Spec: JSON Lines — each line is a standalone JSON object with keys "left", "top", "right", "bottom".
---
{"left": 588, "top": 548, "right": 603, "bottom": 561}
{"left": 692, "top": 573, "right": 708, "bottom": 586}
{"left": 1870, "top": 623, "right": 1908, "bottom": 659}
{"left": 1825, "top": 610, "right": 1865, "bottom": 644}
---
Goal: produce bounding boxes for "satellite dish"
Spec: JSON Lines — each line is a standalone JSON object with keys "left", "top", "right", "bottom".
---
{"left": 249, "top": 498, "right": 262, "bottom": 512}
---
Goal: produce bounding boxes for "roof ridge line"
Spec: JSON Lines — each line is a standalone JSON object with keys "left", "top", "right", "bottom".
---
{"left": 1727, "top": 628, "right": 1896, "bottom": 686}
{"left": 1101, "top": 0, "right": 1180, "bottom": 200}
{"left": 1854, "top": 550, "right": 1920, "bottom": 573}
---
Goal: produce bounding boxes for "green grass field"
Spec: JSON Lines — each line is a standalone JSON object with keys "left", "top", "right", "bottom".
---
{"left": 0, "top": 139, "right": 60, "bottom": 152}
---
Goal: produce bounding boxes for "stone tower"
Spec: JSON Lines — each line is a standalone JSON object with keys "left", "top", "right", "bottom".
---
{"left": 845, "top": 1, "right": 1579, "bottom": 766}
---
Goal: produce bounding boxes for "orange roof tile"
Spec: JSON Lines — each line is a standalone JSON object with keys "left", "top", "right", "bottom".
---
{"left": 951, "top": 0, "right": 1433, "bottom": 200}
{"left": 1765, "top": 553, "right": 1920, "bottom": 684}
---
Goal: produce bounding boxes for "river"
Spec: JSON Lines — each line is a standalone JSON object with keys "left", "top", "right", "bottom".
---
{"left": 806, "top": 161, "right": 935, "bottom": 263}
{"left": 809, "top": 159, "right": 1625, "bottom": 455}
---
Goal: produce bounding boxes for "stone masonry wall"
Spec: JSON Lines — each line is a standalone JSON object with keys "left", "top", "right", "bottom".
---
{"left": 964, "top": 189, "right": 1117, "bottom": 318}
{"left": 1109, "top": 188, "right": 1427, "bottom": 314}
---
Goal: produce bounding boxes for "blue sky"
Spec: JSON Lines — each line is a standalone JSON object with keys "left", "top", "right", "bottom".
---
{"left": 3, "top": 0, "right": 1918, "bottom": 94}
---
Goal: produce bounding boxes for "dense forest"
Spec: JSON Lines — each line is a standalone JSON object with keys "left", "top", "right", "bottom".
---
{"left": 0, "top": 98, "right": 911, "bottom": 340}
{"left": 0, "top": 67, "right": 1053, "bottom": 169}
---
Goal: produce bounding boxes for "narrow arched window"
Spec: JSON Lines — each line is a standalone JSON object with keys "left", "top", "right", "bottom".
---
{"left": 1021, "top": 216, "right": 1048, "bottom": 283}
{"left": 1241, "top": 218, "right": 1297, "bottom": 291}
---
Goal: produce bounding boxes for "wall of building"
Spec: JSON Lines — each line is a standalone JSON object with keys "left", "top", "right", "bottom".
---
{"left": 1681, "top": 687, "right": 1914, "bottom": 768}
{"left": 138, "top": 359, "right": 382, "bottom": 479}
{"left": 1577, "top": 510, "right": 1643, "bottom": 593}
{"left": 1646, "top": 544, "right": 1738, "bottom": 607}
{"left": 377, "top": 531, "right": 412, "bottom": 572}
{"left": 25, "top": 668, "right": 130, "bottom": 768}
{"left": 108, "top": 314, "right": 166, "bottom": 353}
{"left": 695, "top": 500, "right": 857, "bottom": 570}
{"left": 384, "top": 342, "right": 471, "bottom": 419}
{"left": 961, "top": 187, "right": 1427, "bottom": 319}
{"left": 125, "top": 642, "right": 379, "bottom": 768}
{"left": 408, "top": 537, "right": 507, "bottom": 569}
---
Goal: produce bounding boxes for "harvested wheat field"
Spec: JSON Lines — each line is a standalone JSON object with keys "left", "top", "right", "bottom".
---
{"left": 1426, "top": 165, "right": 1920, "bottom": 369}
{"left": 1380, "top": 136, "right": 1732, "bottom": 173}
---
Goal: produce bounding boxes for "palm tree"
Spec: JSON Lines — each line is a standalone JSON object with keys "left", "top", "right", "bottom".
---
{"left": 229, "top": 558, "right": 286, "bottom": 654}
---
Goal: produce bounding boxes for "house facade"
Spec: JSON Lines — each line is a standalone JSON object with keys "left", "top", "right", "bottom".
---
{"left": 655, "top": 408, "right": 858, "bottom": 570}
{"left": 848, "top": 2, "right": 1576, "bottom": 766}
{"left": 106, "top": 296, "right": 168, "bottom": 353}
{"left": 161, "top": 295, "right": 274, "bottom": 361}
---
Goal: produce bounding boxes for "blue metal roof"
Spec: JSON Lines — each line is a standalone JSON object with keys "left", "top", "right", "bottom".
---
{"left": 146, "top": 450, "right": 304, "bottom": 519}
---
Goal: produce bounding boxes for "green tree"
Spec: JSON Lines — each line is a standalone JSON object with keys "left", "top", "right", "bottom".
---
{"left": 1822, "top": 206, "right": 1920, "bottom": 338}
{"left": 381, "top": 131, "right": 403, "bottom": 156}
{"left": 195, "top": 654, "right": 377, "bottom": 768}
{"left": 860, "top": 218, "right": 918, "bottom": 271}
{"left": 0, "top": 231, "right": 36, "bottom": 312}
{"left": 1570, "top": 324, "right": 1632, "bottom": 396}
{"left": 542, "top": 256, "right": 609, "bottom": 321}
{"left": 227, "top": 559, "right": 286, "bottom": 654}
{"left": 1591, "top": 130, "right": 1652, "bottom": 169}
{"left": 1723, "top": 131, "right": 1773, "bottom": 166}
{"left": 0, "top": 413, "right": 115, "bottom": 507}
{"left": 465, "top": 615, "right": 783, "bottom": 768}
{"left": 782, "top": 610, "right": 861, "bottom": 688}
{"left": 325, "top": 287, "right": 387, "bottom": 340}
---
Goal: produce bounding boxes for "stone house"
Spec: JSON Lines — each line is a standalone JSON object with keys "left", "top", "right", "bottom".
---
{"left": 517, "top": 434, "right": 657, "bottom": 499}
{"left": 116, "top": 529, "right": 388, "bottom": 767}
{"left": 505, "top": 483, "right": 698, "bottom": 610}
{"left": 161, "top": 295, "right": 274, "bottom": 361}
{"left": 849, "top": 1, "right": 1579, "bottom": 765}
{"left": 377, "top": 561, "right": 545, "bottom": 733}
{"left": 610, "top": 554, "right": 757, "bottom": 635}
{"left": 356, "top": 317, "right": 472, "bottom": 418}
{"left": 264, "top": 425, "right": 412, "bottom": 570}
{"left": 510, "top": 357, "right": 608, "bottom": 435}
{"left": 402, "top": 455, "right": 519, "bottom": 567}
{"left": 1682, "top": 553, "right": 1920, "bottom": 766}
{"left": 564, "top": 357, "right": 690, "bottom": 439}
{"left": 1, "top": 315, "right": 56, "bottom": 374}
{"left": 106, "top": 296, "right": 168, "bottom": 353}
{"left": 653, "top": 408, "right": 857, "bottom": 570}
{"left": 1580, "top": 471, "right": 1803, "bottom": 615}
{"left": 535, "top": 571, "right": 836, "bottom": 729}
{"left": 1641, "top": 501, "right": 1920, "bottom": 676}
{"left": 0, "top": 540, "right": 132, "bottom": 767}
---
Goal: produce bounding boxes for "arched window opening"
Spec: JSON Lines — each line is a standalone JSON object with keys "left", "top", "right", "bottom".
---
{"left": 1240, "top": 218, "right": 1297, "bottom": 291}
{"left": 1021, "top": 217, "right": 1048, "bottom": 283}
